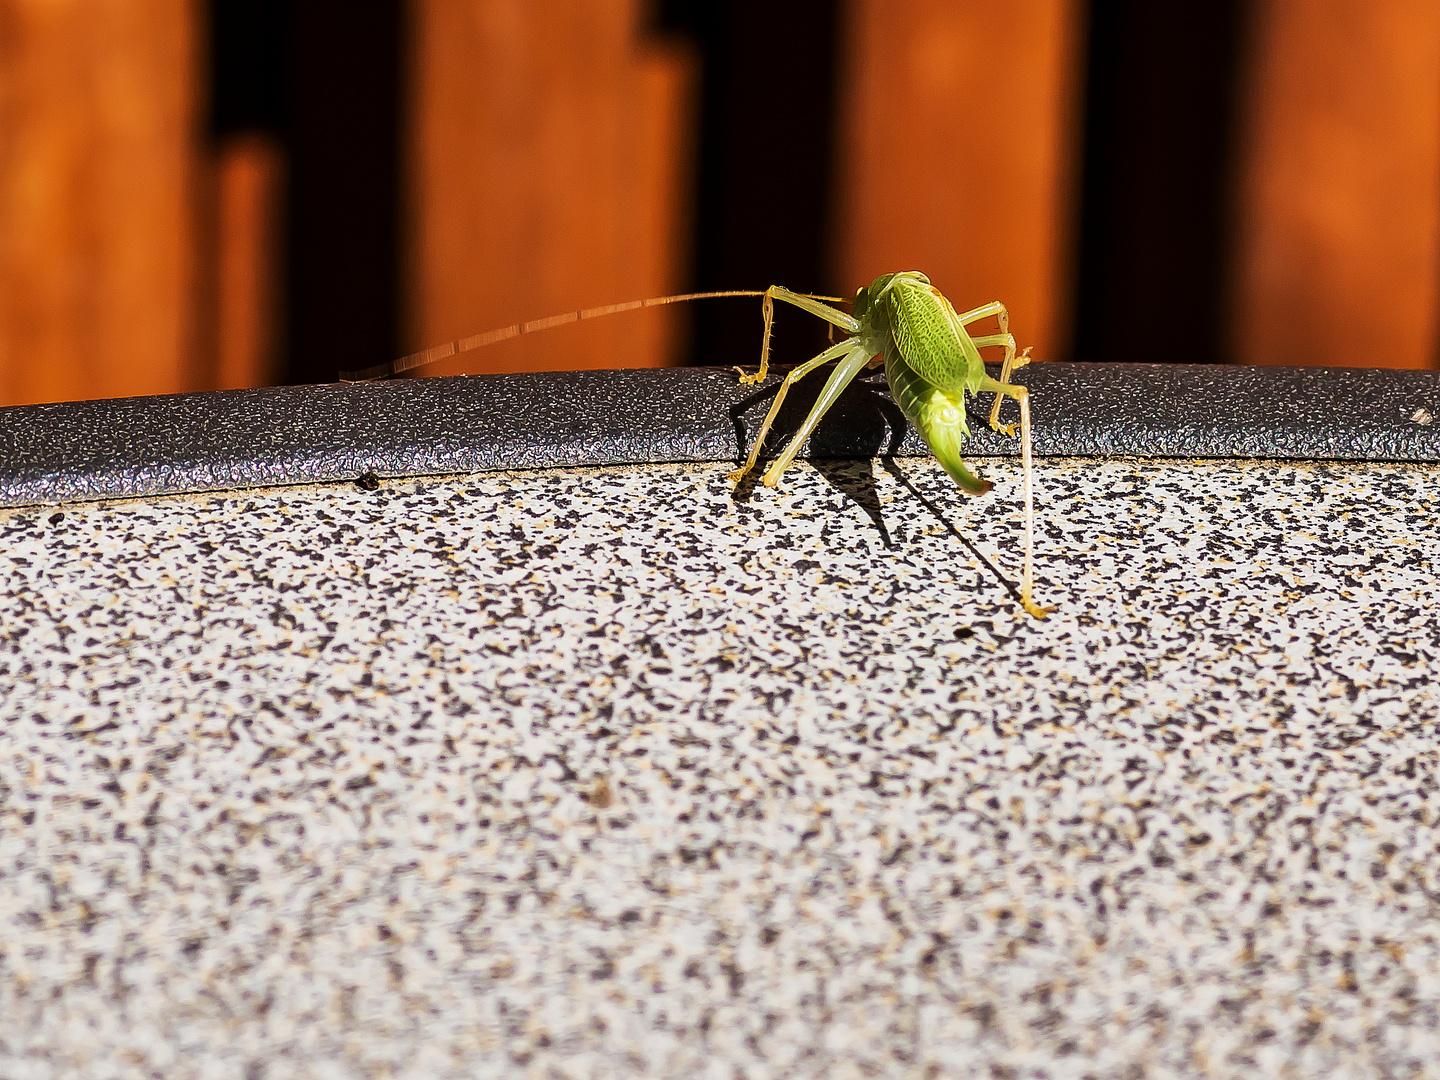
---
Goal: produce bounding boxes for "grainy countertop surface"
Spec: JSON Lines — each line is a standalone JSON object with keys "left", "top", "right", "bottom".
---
{"left": 2, "top": 456, "right": 1438, "bottom": 1079}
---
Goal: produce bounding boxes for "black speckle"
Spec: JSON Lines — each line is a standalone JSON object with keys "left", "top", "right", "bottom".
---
{"left": 356, "top": 472, "right": 382, "bottom": 491}
{"left": 47, "top": 512, "right": 64, "bottom": 525}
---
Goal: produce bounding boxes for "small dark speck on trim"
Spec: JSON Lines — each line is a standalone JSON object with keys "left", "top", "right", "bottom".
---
{"left": 48, "top": 512, "right": 64, "bottom": 525}
{"left": 356, "top": 473, "right": 382, "bottom": 491}
{"left": 954, "top": 627, "right": 975, "bottom": 640}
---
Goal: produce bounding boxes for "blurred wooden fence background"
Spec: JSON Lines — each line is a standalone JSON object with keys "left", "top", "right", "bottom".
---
{"left": 1, "top": 0, "right": 1438, "bottom": 408}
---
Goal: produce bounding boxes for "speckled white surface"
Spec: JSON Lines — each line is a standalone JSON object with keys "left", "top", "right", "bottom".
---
{"left": 1, "top": 457, "right": 1438, "bottom": 1080}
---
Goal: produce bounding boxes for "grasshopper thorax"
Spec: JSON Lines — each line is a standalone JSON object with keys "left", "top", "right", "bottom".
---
{"left": 853, "top": 271, "right": 932, "bottom": 362}
{"left": 851, "top": 271, "right": 929, "bottom": 327}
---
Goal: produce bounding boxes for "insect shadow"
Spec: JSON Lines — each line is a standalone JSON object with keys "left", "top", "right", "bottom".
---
{"left": 728, "top": 366, "right": 905, "bottom": 534}
{"left": 877, "top": 457, "right": 1023, "bottom": 606}
{"left": 729, "top": 367, "right": 1019, "bottom": 600}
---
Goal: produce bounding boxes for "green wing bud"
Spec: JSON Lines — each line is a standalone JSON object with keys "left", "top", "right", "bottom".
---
{"left": 881, "top": 277, "right": 975, "bottom": 395}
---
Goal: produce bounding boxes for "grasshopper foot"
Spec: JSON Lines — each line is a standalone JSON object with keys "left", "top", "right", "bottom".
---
{"left": 1021, "top": 593, "right": 1054, "bottom": 619}
{"left": 734, "top": 366, "right": 766, "bottom": 386}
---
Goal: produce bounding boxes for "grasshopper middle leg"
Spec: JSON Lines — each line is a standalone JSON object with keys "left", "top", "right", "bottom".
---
{"left": 952, "top": 300, "right": 1033, "bottom": 436}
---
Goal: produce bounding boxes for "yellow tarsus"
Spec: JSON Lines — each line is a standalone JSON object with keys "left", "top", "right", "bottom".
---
{"left": 1023, "top": 597, "right": 1055, "bottom": 619}
{"left": 732, "top": 287, "right": 849, "bottom": 388}
{"left": 988, "top": 346, "right": 1033, "bottom": 437}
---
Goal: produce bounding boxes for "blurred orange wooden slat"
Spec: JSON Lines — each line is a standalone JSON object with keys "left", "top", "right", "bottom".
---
{"left": 213, "top": 134, "right": 286, "bottom": 391}
{"left": 832, "top": 0, "right": 1085, "bottom": 364}
{"left": 0, "top": 0, "right": 201, "bottom": 406}
{"left": 403, "top": 0, "right": 697, "bottom": 376}
{"left": 1232, "top": 0, "right": 1440, "bottom": 370}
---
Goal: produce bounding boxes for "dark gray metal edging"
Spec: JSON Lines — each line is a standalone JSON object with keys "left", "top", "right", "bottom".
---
{"left": 0, "top": 363, "right": 1436, "bottom": 508}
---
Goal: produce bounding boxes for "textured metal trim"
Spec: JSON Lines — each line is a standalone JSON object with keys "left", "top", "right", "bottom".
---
{"left": 0, "top": 363, "right": 1436, "bottom": 507}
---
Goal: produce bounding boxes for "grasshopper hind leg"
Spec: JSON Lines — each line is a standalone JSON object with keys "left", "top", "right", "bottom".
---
{"left": 757, "top": 345, "right": 873, "bottom": 487}
{"left": 728, "top": 339, "right": 860, "bottom": 485}
{"left": 976, "top": 375, "right": 1052, "bottom": 619}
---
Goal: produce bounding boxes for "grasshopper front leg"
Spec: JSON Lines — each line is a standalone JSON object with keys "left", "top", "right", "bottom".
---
{"left": 735, "top": 286, "right": 861, "bottom": 386}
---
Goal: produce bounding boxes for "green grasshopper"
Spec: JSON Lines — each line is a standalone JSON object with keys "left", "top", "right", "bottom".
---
{"left": 342, "top": 271, "right": 1050, "bottom": 618}
{"left": 725, "top": 272, "right": 1049, "bottom": 618}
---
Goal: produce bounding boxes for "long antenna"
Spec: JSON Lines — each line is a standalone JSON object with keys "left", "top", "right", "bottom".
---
{"left": 339, "top": 289, "right": 844, "bottom": 383}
